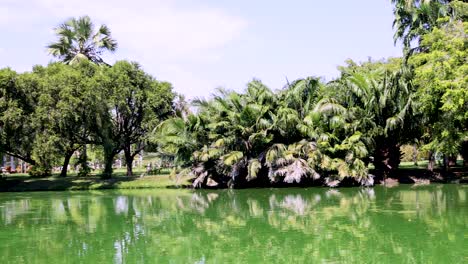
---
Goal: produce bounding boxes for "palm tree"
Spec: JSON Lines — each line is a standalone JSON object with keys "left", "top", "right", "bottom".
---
{"left": 336, "top": 59, "right": 417, "bottom": 178}
{"left": 391, "top": 0, "right": 451, "bottom": 55}
{"left": 173, "top": 94, "right": 192, "bottom": 120}
{"left": 156, "top": 78, "right": 372, "bottom": 188}
{"left": 47, "top": 15, "right": 117, "bottom": 65}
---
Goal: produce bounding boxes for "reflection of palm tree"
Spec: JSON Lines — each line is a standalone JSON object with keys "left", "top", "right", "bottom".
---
{"left": 0, "top": 187, "right": 465, "bottom": 263}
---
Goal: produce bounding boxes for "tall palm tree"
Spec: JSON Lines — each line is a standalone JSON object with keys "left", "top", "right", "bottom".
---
{"left": 337, "top": 60, "right": 416, "bottom": 178}
{"left": 391, "top": 0, "right": 454, "bottom": 55}
{"left": 47, "top": 15, "right": 117, "bottom": 65}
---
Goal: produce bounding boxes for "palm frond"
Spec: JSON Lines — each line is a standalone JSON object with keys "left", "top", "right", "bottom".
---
{"left": 222, "top": 151, "right": 244, "bottom": 166}
{"left": 247, "top": 159, "right": 261, "bottom": 181}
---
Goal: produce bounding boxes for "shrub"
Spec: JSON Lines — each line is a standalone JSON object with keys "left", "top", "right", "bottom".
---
{"left": 400, "top": 145, "right": 429, "bottom": 163}
{"left": 28, "top": 166, "right": 51, "bottom": 178}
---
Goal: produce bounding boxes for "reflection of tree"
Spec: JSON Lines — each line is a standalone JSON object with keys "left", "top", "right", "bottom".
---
{"left": 0, "top": 186, "right": 465, "bottom": 263}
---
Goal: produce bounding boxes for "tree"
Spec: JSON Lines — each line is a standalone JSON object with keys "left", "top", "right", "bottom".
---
{"left": 156, "top": 115, "right": 208, "bottom": 168}
{"left": 157, "top": 79, "right": 372, "bottom": 188}
{"left": 333, "top": 59, "right": 418, "bottom": 178}
{"left": 47, "top": 15, "right": 117, "bottom": 65}
{"left": 99, "top": 61, "right": 174, "bottom": 177}
{"left": 409, "top": 20, "right": 467, "bottom": 168}
{"left": 391, "top": 0, "right": 456, "bottom": 56}
{"left": 0, "top": 68, "right": 40, "bottom": 166}
{"left": 33, "top": 61, "right": 104, "bottom": 177}
{"left": 173, "top": 94, "right": 191, "bottom": 120}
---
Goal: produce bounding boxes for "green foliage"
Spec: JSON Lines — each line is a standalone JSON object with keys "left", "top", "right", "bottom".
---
{"left": 0, "top": 60, "right": 174, "bottom": 178}
{"left": 98, "top": 61, "right": 175, "bottom": 177}
{"left": 400, "top": 144, "right": 429, "bottom": 162}
{"left": 0, "top": 69, "right": 40, "bottom": 165}
{"left": 28, "top": 165, "right": 51, "bottom": 178}
{"left": 390, "top": 0, "right": 456, "bottom": 55}
{"left": 333, "top": 58, "right": 418, "bottom": 177}
{"left": 409, "top": 20, "right": 467, "bottom": 157}
{"left": 157, "top": 78, "right": 373, "bottom": 188}
{"left": 32, "top": 61, "right": 105, "bottom": 176}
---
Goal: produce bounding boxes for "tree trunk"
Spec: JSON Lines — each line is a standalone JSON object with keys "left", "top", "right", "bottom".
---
{"left": 442, "top": 154, "right": 451, "bottom": 172}
{"left": 461, "top": 141, "right": 468, "bottom": 167}
{"left": 413, "top": 144, "right": 418, "bottom": 166}
{"left": 60, "top": 151, "right": 74, "bottom": 177}
{"left": 373, "top": 137, "right": 401, "bottom": 179}
{"left": 78, "top": 144, "right": 91, "bottom": 176}
{"left": 103, "top": 156, "right": 113, "bottom": 179}
{"left": 124, "top": 146, "right": 134, "bottom": 177}
{"left": 428, "top": 151, "right": 434, "bottom": 172}
{"left": 103, "top": 149, "right": 116, "bottom": 179}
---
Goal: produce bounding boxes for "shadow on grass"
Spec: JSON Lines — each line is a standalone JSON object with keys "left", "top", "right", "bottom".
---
{"left": 1, "top": 165, "right": 465, "bottom": 192}
{"left": 0, "top": 172, "right": 179, "bottom": 192}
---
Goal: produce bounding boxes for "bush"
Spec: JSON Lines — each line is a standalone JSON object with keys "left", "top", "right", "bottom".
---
{"left": 28, "top": 166, "right": 51, "bottom": 178}
{"left": 400, "top": 145, "right": 429, "bottom": 163}
{"left": 77, "top": 164, "right": 91, "bottom": 177}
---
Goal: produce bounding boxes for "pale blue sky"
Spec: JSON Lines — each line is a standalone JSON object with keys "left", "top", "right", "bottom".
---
{"left": 0, "top": 0, "right": 401, "bottom": 98}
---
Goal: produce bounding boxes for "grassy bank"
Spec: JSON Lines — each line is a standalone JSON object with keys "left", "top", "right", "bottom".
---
{"left": 0, "top": 173, "right": 191, "bottom": 192}
{"left": 1, "top": 163, "right": 466, "bottom": 192}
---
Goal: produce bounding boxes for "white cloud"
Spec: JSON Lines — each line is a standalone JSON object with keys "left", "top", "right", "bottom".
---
{"left": 0, "top": 0, "right": 247, "bottom": 97}
{"left": 28, "top": 0, "right": 247, "bottom": 61}
{"left": 158, "top": 64, "right": 218, "bottom": 98}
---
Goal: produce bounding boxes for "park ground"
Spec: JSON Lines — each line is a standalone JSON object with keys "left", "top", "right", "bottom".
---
{"left": 0, "top": 168, "right": 192, "bottom": 192}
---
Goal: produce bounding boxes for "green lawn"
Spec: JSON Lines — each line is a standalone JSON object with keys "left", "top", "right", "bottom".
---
{"left": 0, "top": 172, "right": 191, "bottom": 192}
{"left": 365, "top": 160, "right": 465, "bottom": 170}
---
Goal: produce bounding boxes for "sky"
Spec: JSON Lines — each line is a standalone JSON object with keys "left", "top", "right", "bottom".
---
{"left": 0, "top": 0, "right": 402, "bottom": 99}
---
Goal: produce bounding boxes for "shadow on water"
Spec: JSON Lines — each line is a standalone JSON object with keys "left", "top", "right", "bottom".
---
{"left": 0, "top": 185, "right": 466, "bottom": 263}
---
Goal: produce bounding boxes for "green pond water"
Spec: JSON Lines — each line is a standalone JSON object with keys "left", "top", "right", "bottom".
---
{"left": 0, "top": 185, "right": 466, "bottom": 263}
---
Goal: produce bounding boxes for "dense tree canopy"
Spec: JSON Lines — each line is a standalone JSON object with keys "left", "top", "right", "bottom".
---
{"left": 0, "top": 61, "right": 174, "bottom": 178}
{"left": 157, "top": 78, "right": 375, "bottom": 188}
{"left": 391, "top": 0, "right": 466, "bottom": 55}
{"left": 0, "top": 69, "right": 39, "bottom": 165}
{"left": 409, "top": 20, "right": 467, "bottom": 158}
{"left": 98, "top": 61, "right": 175, "bottom": 177}
{"left": 333, "top": 59, "right": 419, "bottom": 177}
{"left": 32, "top": 62, "right": 105, "bottom": 176}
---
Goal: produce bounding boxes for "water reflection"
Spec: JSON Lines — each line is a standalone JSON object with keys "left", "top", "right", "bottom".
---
{"left": 0, "top": 185, "right": 466, "bottom": 263}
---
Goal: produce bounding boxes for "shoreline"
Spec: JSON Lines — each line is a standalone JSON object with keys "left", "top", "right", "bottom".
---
{"left": 0, "top": 172, "right": 466, "bottom": 193}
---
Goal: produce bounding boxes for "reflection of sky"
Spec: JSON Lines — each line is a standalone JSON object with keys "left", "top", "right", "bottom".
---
{"left": 115, "top": 196, "right": 128, "bottom": 214}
